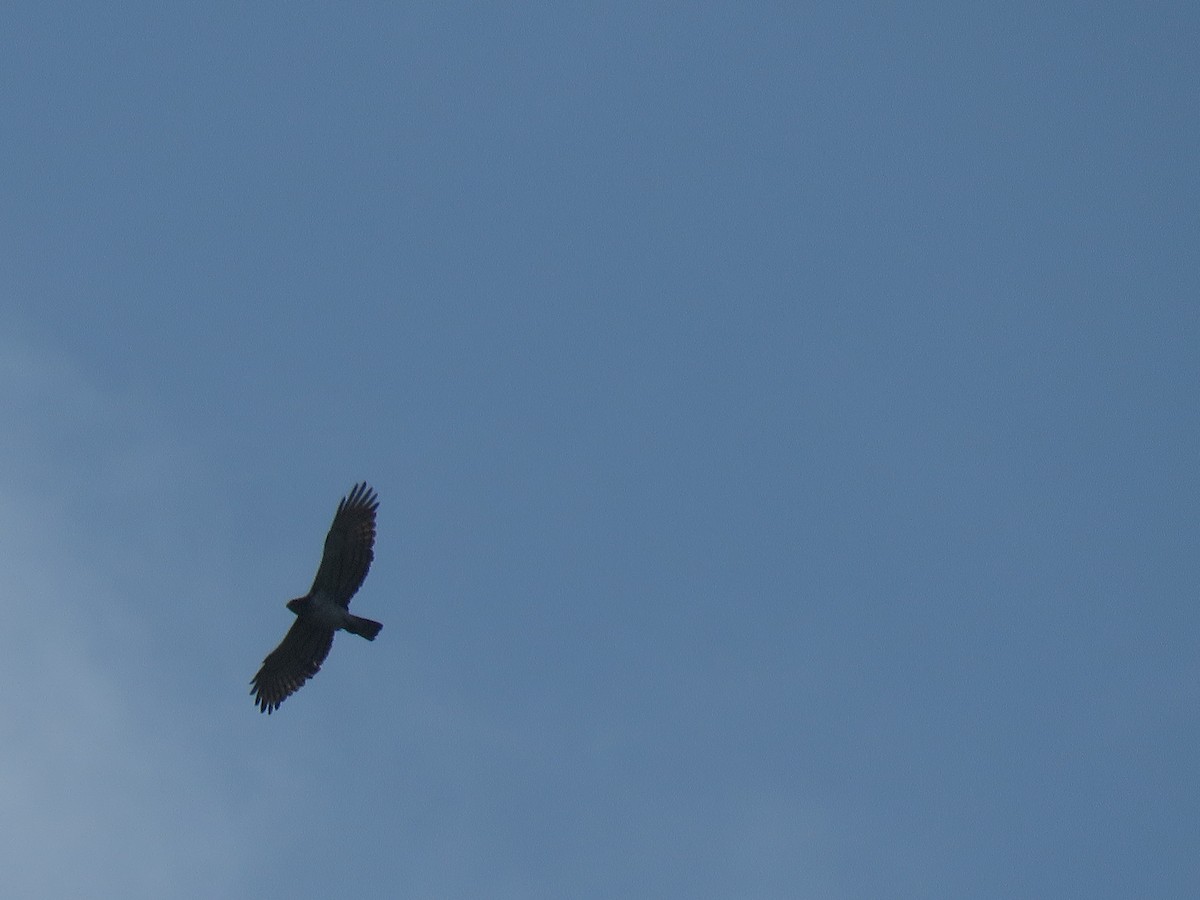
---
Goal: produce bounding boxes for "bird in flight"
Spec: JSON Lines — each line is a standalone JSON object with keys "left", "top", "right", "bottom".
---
{"left": 251, "top": 482, "right": 383, "bottom": 713}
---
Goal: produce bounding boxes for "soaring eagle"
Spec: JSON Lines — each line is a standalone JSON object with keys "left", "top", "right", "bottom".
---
{"left": 251, "top": 482, "right": 383, "bottom": 713}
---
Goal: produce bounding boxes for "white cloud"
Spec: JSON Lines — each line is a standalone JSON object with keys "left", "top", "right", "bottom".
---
{"left": 0, "top": 337, "right": 268, "bottom": 898}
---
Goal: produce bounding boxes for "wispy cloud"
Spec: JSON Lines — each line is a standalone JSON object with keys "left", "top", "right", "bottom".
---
{"left": 0, "top": 336, "right": 269, "bottom": 898}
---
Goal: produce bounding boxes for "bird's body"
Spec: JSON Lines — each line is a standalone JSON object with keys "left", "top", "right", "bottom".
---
{"left": 251, "top": 482, "right": 382, "bottom": 713}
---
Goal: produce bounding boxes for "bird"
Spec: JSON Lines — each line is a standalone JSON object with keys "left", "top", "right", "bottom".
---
{"left": 251, "top": 482, "right": 383, "bottom": 713}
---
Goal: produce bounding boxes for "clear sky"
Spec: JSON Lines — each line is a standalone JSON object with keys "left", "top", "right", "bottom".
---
{"left": 1, "top": 3, "right": 1196, "bottom": 898}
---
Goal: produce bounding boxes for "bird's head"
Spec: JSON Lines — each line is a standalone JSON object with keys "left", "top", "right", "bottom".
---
{"left": 286, "top": 596, "right": 308, "bottom": 615}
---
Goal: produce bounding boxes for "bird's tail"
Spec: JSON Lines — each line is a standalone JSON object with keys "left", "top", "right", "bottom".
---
{"left": 345, "top": 614, "right": 383, "bottom": 641}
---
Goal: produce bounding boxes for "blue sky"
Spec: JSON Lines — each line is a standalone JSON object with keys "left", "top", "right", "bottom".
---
{"left": 1, "top": 3, "right": 1197, "bottom": 897}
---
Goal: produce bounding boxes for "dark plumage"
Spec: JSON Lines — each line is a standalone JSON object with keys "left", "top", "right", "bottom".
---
{"left": 251, "top": 482, "right": 382, "bottom": 713}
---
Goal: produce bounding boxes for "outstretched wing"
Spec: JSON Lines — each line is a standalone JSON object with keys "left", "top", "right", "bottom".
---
{"left": 250, "top": 618, "right": 335, "bottom": 714}
{"left": 310, "top": 482, "right": 379, "bottom": 607}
